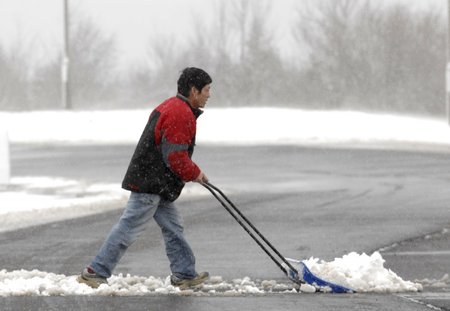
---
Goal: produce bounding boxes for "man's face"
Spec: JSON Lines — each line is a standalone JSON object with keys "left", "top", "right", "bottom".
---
{"left": 190, "top": 84, "right": 211, "bottom": 109}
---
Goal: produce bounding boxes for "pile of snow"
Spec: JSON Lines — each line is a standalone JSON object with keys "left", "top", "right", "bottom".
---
{"left": 0, "top": 252, "right": 421, "bottom": 297}
{"left": 0, "top": 108, "right": 448, "bottom": 147}
{"left": 299, "top": 252, "right": 422, "bottom": 293}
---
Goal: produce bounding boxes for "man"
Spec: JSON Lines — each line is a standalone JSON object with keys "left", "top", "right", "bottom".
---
{"left": 77, "top": 67, "right": 212, "bottom": 289}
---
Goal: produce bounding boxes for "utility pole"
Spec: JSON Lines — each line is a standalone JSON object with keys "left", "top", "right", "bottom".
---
{"left": 62, "top": 0, "right": 71, "bottom": 109}
{"left": 447, "top": 0, "right": 450, "bottom": 124}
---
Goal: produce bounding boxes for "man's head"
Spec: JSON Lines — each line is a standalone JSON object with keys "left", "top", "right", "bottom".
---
{"left": 177, "top": 67, "right": 212, "bottom": 109}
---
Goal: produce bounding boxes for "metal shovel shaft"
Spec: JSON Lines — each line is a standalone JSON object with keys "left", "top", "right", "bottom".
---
{"left": 201, "top": 182, "right": 301, "bottom": 282}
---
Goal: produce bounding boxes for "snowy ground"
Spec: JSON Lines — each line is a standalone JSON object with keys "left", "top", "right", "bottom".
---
{"left": 0, "top": 252, "right": 425, "bottom": 297}
{"left": 0, "top": 108, "right": 449, "bottom": 147}
{"left": 0, "top": 108, "right": 448, "bottom": 296}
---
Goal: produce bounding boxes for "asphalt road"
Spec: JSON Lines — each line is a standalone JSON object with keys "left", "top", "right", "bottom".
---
{"left": 3, "top": 144, "right": 450, "bottom": 310}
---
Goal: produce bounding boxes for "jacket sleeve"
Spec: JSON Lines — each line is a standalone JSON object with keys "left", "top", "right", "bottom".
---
{"left": 160, "top": 110, "right": 201, "bottom": 182}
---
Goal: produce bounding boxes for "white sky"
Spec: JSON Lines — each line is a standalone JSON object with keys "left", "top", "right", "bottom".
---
{"left": 0, "top": 0, "right": 444, "bottom": 66}
{"left": 0, "top": 0, "right": 300, "bottom": 65}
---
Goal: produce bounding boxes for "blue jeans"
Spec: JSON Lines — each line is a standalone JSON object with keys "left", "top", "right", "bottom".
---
{"left": 90, "top": 192, "right": 196, "bottom": 279}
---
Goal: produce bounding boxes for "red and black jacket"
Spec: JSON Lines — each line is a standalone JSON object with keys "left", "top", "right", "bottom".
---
{"left": 122, "top": 95, "right": 202, "bottom": 201}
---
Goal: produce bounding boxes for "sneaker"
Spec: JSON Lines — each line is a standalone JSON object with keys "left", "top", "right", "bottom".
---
{"left": 76, "top": 267, "right": 108, "bottom": 289}
{"left": 170, "top": 272, "right": 209, "bottom": 289}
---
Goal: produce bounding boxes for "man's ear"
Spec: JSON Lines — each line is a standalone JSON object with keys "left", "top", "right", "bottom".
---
{"left": 190, "top": 86, "right": 199, "bottom": 95}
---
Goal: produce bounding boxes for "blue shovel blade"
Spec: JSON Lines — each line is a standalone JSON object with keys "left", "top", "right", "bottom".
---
{"left": 287, "top": 261, "right": 355, "bottom": 293}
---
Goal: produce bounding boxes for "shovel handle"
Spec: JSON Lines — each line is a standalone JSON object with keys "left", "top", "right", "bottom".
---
{"left": 201, "top": 181, "right": 302, "bottom": 283}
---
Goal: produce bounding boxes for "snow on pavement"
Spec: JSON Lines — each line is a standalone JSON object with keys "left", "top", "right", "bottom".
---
{"left": 0, "top": 177, "right": 205, "bottom": 233}
{"left": 0, "top": 252, "right": 425, "bottom": 297}
{"left": 0, "top": 177, "right": 126, "bottom": 233}
{"left": 0, "top": 177, "right": 122, "bottom": 215}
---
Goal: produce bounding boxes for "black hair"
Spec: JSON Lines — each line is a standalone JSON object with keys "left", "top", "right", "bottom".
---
{"left": 177, "top": 67, "right": 212, "bottom": 97}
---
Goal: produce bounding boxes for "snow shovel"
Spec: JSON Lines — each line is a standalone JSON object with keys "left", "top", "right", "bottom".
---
{"left": 201, "top": 181, "right": 354, "bottom": 293}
